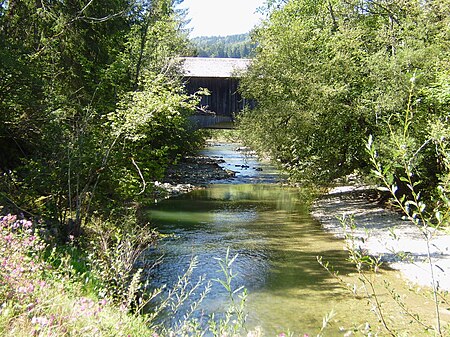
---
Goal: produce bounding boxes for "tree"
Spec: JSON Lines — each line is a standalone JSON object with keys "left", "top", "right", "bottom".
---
{"left": 0, "top": 0, "right": 202, "bottom": 234}
{"left": 238, "top": 0, "right": 450, "bottom": 194}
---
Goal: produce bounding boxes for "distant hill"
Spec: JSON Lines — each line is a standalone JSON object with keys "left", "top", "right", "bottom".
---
{"left": 191, "top": 33, "right": 256, "bottom": 58}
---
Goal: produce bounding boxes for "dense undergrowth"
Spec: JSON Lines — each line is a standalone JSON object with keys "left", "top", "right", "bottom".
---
{"left": 0, "top": 212, "right": 153, "bottom": 336}
{"left": 0, "top": 211, "right": 252, "bottom": 337}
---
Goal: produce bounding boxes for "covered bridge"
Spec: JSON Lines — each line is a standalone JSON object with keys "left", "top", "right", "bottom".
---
{"left": 181, "top": 57, "right": 253, "bottom": 128}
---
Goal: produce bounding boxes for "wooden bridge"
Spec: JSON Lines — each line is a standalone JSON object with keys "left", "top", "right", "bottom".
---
{"left": 181, "top": 57, "right": 254, "bottom": 128}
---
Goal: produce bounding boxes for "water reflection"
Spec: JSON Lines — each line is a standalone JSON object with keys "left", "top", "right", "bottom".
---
{"left": 146, "top": 140, "right": 446, "bottom": 336}
{"left": 145, "top": 184, "right": 363, "bottom": 335}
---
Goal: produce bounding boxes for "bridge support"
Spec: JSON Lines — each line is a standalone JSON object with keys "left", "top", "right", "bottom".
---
{"left": 188, "top": 115, "right": 234, "bottom": 129}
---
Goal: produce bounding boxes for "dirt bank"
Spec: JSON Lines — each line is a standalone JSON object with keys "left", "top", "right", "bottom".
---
{"left": 311, "top": 185, "right": 450, "bottom": 291}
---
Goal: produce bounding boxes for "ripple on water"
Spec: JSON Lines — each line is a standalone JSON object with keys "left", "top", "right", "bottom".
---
{"left": 144, "top": 142, "right": 445, "bottom": 336}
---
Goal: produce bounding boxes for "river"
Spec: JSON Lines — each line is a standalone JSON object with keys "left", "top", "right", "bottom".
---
{"left": 145, "top": 141, "right": 437, "bottom": 336}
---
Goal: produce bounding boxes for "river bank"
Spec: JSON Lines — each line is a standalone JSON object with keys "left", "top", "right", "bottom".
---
{"left": 153, "top": 153, "right": 236, "bottom": 199}
{"left": 159, "top": 140, "right": 450, "bottom": 292}
{"left": 311, "top": 185, "right": 450, "bottom": 292}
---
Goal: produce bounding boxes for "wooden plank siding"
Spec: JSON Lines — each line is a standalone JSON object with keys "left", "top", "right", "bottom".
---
{"left": 184, "top": 77, "right": 249, "bottom": 117}
{"left": 181, "top": 57, "right": 255, "bottom": 119}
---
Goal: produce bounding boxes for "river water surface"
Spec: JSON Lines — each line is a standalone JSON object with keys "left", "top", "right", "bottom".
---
{"left": 145, "top": 142, "right": 435, "bottom": 336}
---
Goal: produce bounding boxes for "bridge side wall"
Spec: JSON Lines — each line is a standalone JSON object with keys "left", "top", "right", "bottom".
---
{"left": 184, "top": 77, "right": 253, "bottom": 117}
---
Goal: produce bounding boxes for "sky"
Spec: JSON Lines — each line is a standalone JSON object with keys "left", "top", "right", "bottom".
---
{"left": 177, "top": 0, "right": 266, "bottom": 38}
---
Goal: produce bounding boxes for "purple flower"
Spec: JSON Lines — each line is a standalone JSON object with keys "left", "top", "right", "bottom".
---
{"left": 4, "top": 233, "right": 13, "bottom": 243}
{"left": 31, "top": 316, "right": 49, "bottom": 327}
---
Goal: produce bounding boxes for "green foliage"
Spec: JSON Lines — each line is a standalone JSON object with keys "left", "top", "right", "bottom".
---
{"left": 83, "top": 213, "right": 158, "bottom": 306}
{"left": 100, "top": 70, "right": 201, "bottom": 208}
{"left": 0, "top": 0, "right": 204, "bottom": 231}
{"left": 238, "top": 0, "right": 450, "bottom": 190}
{"left": 210, "top": 249, "right": 248, "bottom": 337}
{"left": 191, "top": 33, "right": 256, "bottom": 58}
{"left": 367, "top": 92, "right": 450, "bottom": 227}
{"left": 0, "top": 214, "right": 251, "bottom": 336}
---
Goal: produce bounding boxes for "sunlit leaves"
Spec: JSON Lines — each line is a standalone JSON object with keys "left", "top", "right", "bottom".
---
{"left": 239, "top": 0, "right": 450, "bottom": 188}
{"left": 0, "top": 0, "right": 202, "bottom": 225}
{"left": 110, "top": 73, "right": 191, "bottom": 141}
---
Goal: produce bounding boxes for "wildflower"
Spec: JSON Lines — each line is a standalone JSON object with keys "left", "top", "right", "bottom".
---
{"left": 5, "top": 214, "right": 17, "bottom": 224}
{"left": 27, "top": 284, "right": 35, "bottom": 293}
{"left": 48, "top": 315, "right": 56, "bottom": 326}
{"left": 11, "top": 219, "right": 20, "bottom": 230}
{"left": 31, "top": 316, "right": 49, "bottom": 327}
{"left": 22, "top": 220, "right": 33, "bottom": 229}
{"left": 17, "top": 286, "right": 28, "bottom": 293}
{"left": 4, "top": 233, "right": 13, "bottom": 243}
{"left": 120, "top": 303, "right": 128, "bottom": 312}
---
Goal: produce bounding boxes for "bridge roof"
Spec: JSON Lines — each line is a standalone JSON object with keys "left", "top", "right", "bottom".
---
{"left": 181, "top": 57, "right": 251, "bottom": 78}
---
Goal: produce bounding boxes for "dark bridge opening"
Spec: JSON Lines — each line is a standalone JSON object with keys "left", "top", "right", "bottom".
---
{"left": 182, "top": 57, "right": 254, "bottom": 128}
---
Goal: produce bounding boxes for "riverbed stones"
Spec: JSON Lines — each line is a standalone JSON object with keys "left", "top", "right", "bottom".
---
{"left": 153, "top": 155, "right": 236, "bottom": 200}
{"left": 311, "top": 185, "right": 450, "bottom": 291}
{"left": 164, "top": 156, "right": 235, "bottom": 185}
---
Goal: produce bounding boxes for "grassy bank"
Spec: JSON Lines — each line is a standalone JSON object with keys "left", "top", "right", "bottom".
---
{"left": 0, "top": 213, "right": 156, "bottom": 336}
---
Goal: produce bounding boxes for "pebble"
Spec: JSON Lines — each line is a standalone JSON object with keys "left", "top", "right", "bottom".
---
{"left": 311, "top": 185, "right": 450, "bottom": 291}
{"left": 152, "top": 155, "right": 236, "bottom": 201}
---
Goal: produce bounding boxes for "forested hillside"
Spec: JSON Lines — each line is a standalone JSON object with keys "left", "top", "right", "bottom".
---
{"left": 191, "top": 33, "right": 255, "bottom": 58}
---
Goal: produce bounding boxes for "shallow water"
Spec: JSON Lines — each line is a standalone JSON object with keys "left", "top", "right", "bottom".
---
{"left": 199, "top": 142, "right": 283, "bottom": 184}
{"left": 145, "top": 142, "right": 443, "bottom": 336}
